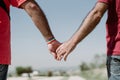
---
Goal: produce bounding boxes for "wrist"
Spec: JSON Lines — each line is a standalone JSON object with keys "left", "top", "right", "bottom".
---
{"left": 69, "top": 38, "right": 78, "bottom": 46}
{"left": 47, "top": 37, "right": 56, "bottom": 44}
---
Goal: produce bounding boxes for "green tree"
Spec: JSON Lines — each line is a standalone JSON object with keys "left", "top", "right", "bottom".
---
{"left": 16, "top": 66, "right": 25, "bottom": 76}
{"left": 47, "top": 70, "right": 53, "bottom": 77}
{"left": 16, "top": 66, "right": 33, "bottom": 79}
{"left": 80, "top": 62, "right": 90, "bottom": 71}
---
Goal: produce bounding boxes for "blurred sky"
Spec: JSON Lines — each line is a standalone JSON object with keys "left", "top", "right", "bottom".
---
{"left": 9, "top": 0, "right": 107, "bottom": 71}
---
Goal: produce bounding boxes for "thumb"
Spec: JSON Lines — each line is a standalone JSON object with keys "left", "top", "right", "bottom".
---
{"left": 50, "top": 51, "right": 57, "bottom": 59}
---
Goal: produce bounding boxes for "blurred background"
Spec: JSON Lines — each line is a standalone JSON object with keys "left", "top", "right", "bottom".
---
{"left": 8, "top": 0, "right": 107, "bottom": 80}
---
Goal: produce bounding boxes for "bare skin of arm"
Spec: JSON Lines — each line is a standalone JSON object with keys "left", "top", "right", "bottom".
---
{"left": 20, "top": 0, "right": 61, "bottom": 59}
{"left": 56, "top": 2, "right": 108, "bottom": 61}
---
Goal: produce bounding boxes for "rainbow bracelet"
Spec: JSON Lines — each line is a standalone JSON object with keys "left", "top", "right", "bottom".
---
{"left": 47, "top": 37, "right": 56, "bottom": 44}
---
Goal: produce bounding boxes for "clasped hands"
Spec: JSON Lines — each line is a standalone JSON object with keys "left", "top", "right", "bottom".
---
{"left": 47, "top": 39, "right": 76, "bottom": 61}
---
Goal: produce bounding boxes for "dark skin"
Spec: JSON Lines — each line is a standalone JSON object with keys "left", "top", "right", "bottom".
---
{"left": 20, "top": 0, "right": 61, "bottom": 59}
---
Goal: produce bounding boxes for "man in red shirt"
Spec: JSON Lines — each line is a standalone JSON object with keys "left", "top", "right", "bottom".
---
{"left": 0, "top": 0, "right": 61, "bottom": 80}
{"left": 56, "top": 0, "right": 120, "bottom": 79}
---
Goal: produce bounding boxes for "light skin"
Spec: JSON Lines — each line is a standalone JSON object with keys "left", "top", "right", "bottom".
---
{"left": 20, "top": 0, "right": 61, "bottom": 59}
{"left": 56, "top": 2, "right": 108, "bottom": 61}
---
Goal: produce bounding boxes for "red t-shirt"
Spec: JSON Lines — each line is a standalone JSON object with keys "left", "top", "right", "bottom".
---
{"left": 98, "top": 0, "right": 120, "bottom": 55}
{"left": 0, "top": 0, "right": 26, "bottom": 64}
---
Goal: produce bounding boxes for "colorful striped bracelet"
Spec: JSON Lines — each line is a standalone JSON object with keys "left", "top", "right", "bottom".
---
{"left": 47, "top": 37, "right": 56, "bottom": 44}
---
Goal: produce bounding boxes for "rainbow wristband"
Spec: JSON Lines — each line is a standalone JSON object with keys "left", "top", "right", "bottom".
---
{"left": 47, "top": 37, "right": 56, "bottom": 44}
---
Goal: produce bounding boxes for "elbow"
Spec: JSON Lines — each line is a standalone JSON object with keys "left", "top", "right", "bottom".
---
{"left": 96, "top": 12, "right": 103, "bottom": 22}
{"left": 92, "top": 9, "right": 103, "bottom": 22}
{"left": 24, "top": 1, "right": 40, "bottom": 17}
{"left": 23, "top": 1, "right": 40, "bottom": 11}
{"left": 29, "top": 2, "right": 39, "bottom": 10}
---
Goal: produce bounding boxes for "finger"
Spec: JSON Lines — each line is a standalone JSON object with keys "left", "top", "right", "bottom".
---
{"left": 57, "top": 54, "right": 64, "bottom": 61}
{"left": 63, "top": 52, "right": 69, "bottom": 61}
{"left": 56, "top": 46, "right": 61, "bottom": 53}
{"left": 50, "top": 52, "right": 57, "bottom": 60}
{"left": 57, "top": 51, "right": 66, "bottom": 61}
{"left": 57, "top": 48, "right": 64, "bottom": 57}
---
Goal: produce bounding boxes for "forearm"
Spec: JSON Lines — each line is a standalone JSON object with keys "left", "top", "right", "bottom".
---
{"left": 70, "top": 3, "right": 107, "bottom": 45}
{"left": 71, "top": 10, "right": 101, "bottom": 44}
{"left": 21, "top": 0, "right": 54, "bottom": 41}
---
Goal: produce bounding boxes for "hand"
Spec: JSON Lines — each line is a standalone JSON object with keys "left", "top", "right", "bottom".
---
{"left": 56, "top": 40, "right": 77, "bottom": 61}
{"left": 47, "top": 40, "right": 61, "bottom": 60}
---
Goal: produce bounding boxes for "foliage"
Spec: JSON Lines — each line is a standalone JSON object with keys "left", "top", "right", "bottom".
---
{"left": 16, "top": 66, "right": 33, "bottom": 76}
{"left": 80, "top": 54, "right": 106, "bottom": 71}
{"left": 80, "top": 69, "right": 107, "bottom": 80}
{"left": 80, "top": 62, "right": 90, "bottom": 71}
{"left": 47, "top": 71, "right": 53, "bottom": 77}
{"left": 79, "top": 54, "right": 107, "bottom": 80}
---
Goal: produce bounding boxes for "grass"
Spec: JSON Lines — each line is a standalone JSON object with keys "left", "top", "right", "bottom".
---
{"left": 80, "top": 68, "right": 107, "bottom": 80}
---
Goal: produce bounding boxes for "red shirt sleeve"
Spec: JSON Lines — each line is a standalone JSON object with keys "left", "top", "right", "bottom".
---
{"left": 10, "top": 0, "right": 27, "bottom": 7}
{"left": 98, "top": 0, "right": 110, "bottom": 4}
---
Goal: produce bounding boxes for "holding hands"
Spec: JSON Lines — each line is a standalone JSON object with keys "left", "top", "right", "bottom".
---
{"left": 56, "top": 39, "right": 77, "bottom": 61}
{"left": 48, "top": 38, "right": 77, "bottom": 61}
{"left": 47, "top": 38, "right": 61, "bottom": 60}
{"left": 47, "top": 1, "right": 108, "bottom": 62}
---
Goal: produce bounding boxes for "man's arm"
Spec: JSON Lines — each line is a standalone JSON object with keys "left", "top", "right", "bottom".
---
{"left": 20, "top": 0, "right": 54, "bottom": 41}
{"left": 56, "top": 2, "right": 108, "bottom": 61}
{"left": 20, "top": 0, "right": 61, "bottom": 59}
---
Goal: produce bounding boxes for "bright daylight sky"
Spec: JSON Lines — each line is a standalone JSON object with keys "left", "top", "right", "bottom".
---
{"left": 9, "top": 0, "right": 107, "bottom": 71}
